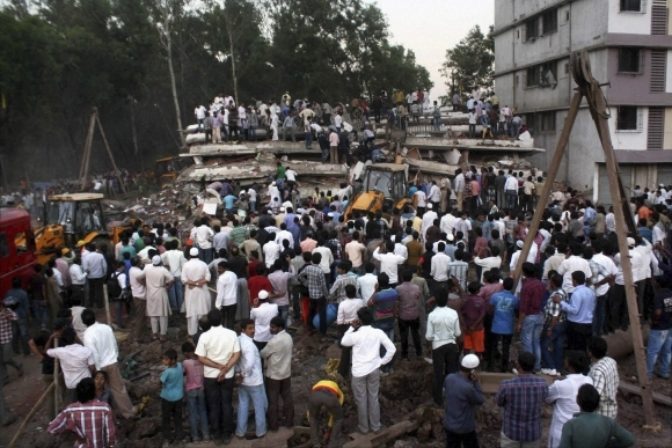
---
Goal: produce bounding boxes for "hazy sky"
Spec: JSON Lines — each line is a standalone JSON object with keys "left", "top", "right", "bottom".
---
{"left": 369, "top": 0, "right": 494, "bottom": 99}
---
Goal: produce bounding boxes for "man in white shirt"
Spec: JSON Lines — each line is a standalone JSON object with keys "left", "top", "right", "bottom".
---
{"left": 127, "top": 258, "right": 147, "bottom": 340}
{"left": 372, "top": 241, "right": 406, "bottom": 286}
{"left": 357, "top": 263, "right": 378, "bottom": 302}
{"left": 312, "top": 243, "right": 334, "bottom": 276}
{"left": 557, "top": 242, "right": 592, "bottom": 295}
{"left": 250, "top": 290, "right": 279, "bottom": 351}
{"left": 453, "top": 169, "right": 466, "bottom": 211}
{"left": 473, "top": 246, "right": 503, "bottom": 283}
{"left": 81, "top": 309, "right": 135, "bottom": 419}
{"left": 426, "top": 290, "right": 461, "bottom": 405}
{"left": 195, "top": 219, "right": 215, "bottom": 263}
{"left": 235, "top": 319, "right": 267, "bottom": 438}
{"left": 275, "top": 224, "right": 294, "bottom": 249}
{"left": 440, "top": 210, "right": 458, "bottom": 237}
{"left": 161, "top": 240, "right": 186, "bottom": 313}
{"left": 195, "top": 309, "right": 241, "bottom": 443}
{"left": 263, "top": 235, "right": 281, "bottom": 269}
{"left": 82, "top": 244, "right": 107, "bottom": 309}
{"left": 546, "top": 351, "right": 593, "bottom": 448}
{"left": 182, "top": 248, "right": 212, "bottom": 337}
{"left": 216, "top": 262, "right": 238, "bottom": 329}
{"left": 428, "top": 181, "right": 441, "bottom": 211}
{"left": 413, "top": 189, "right": 427, "bottom": 214}
{"left": 421, "top": 204, "right": 438, "bottom": 242}
{"left": 431, "top": 242, "right": 452, "bottom": 286}
{"left": 589, "top": 240, "right": 617, "bottom": 336}
{"left": 504, "top": 173, "right": 520, "bottom": 210}
{"left": 47, "top": 327, "right": 95, "bottom": 402}
{"left": 69, "top": 256, "right": 87, "bottom": 305}
{"left": 341, "top": 307, "right": 395, "bottom": 434}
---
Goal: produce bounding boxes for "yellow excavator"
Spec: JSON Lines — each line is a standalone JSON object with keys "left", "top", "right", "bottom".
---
{"left": 344, "top": 163, "right": 411, "bottom": 220}
{"left": 34, "top": 193, "right": 137, "bottom": 264}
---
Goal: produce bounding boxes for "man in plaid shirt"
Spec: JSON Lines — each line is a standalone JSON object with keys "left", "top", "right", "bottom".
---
{"left": 48, "top": 377, "right": 117, "bottom": 447}
{"left": 0, "top": 300, "right": 23, "bottom": 385}
{"left": 496, "top": 352, "right": 548, "bottom": 447}
{"left": 541, "top": 273, "right": 567, "bottom": 376}
{"left": 588, "top": 336, "right": 619, "bottom": 419}
{"left": 298, "top": 252, "right": 329, "bottom": 334}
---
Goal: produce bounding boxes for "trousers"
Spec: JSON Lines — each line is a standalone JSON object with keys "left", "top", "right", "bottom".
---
{"left": 161, "top": 398, "right": 183, "bottom": 441}
{"left": 308, "top": 390, "right": 343, "bottom": 448}
{"left": 266, "top": 376, "right": 294, "bottom": 430}
{"left": 432, "top": 343, "right": 459, "bottom": 405}
{"left": 150, "top": 316, "right": 168, "bottom": 336}
{"left": 351, "top": 368, "right": 381, "bottom": 433}
{"left": 102, "top": 362, "right": 135, "bottom": 419}
{"left": 204, "top": 377, "right": 234, "bottom": 437}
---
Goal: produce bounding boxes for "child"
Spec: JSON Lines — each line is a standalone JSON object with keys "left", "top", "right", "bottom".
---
{"left": 182, "top": 342, "right": 210, "bottom": 442}
{"left": 94, "top": 370, "right": 111, "bottom": 404}
{"left": 160, "top": 348, "right": 184, "bottom": 444}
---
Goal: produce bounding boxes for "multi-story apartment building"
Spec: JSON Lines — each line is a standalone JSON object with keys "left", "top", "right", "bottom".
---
{"left": 493, "top": 0, "right": 672, "bottom": 204}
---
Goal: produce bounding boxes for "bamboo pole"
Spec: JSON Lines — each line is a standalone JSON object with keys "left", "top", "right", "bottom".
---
{"left": 8, "top": 383, "right": 55, "bottom": 448}
{"left": 95, "top": 112, "right": 126, "bottom": 194}
{"left": 511, "top": 92, "right": 583, "bottom": 283}
{"left": 103, "top": 283, "right": 112, "bottom": 326}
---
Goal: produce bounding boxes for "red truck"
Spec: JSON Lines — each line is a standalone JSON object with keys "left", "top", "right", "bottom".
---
{"left": 0, "top": 208, "right": 37, "bottom": 298}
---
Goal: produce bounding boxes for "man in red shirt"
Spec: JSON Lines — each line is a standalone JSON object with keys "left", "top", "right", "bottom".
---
{"left": 517, "top": 262, "right": 546, "bottom": 372}
{"left": 460, "top": 282, "right": 488, "bottom": 358}
{"left": 247, "top": 264, "right": 273, "bottom": 308}
{"left": 48, "top": 377, "right": 117, "bottom": 447}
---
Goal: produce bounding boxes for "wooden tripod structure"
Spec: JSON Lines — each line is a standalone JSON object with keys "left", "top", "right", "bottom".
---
{"left": 79, "top": 107, "right": 126, "bottom": 193}
{"left": 512, "top": 51, "right": 657, "bottom": 427}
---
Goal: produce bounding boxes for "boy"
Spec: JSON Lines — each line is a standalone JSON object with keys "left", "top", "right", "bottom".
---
{"left": 160, "top": 348, "right": 184, "bottom": 443}
{"left": 182, "top": 342, "right": 209, "bottom": 442}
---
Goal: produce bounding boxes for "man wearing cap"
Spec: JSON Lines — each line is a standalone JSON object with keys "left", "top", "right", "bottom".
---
{"left": 144, "top": 255, "right": 174, "bottom": 341}
{"left": 443, "top": 353, "right": 484, "bottom": 447}
{"left": 250, "top": 290, "right": 279, "bottom": 351}
{"left": 182, "top": 248, "right": 212, "bottom": 337}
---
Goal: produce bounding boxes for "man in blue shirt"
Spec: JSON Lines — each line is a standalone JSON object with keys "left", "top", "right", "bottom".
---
{"left": 223, "top": 194, "right": 238, "bottom": 213}
{"left": 489, "top": 277, "right": 519, "bottom": 372}
{"left": 443, "top": 353, "right": 484, "bottom": 448}
{"left": 555, "top": 271, "right": 595, "bottom": 351}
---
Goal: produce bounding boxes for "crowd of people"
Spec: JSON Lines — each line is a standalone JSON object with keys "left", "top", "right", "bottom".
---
{"left": 2, "top": 151, "right": 671, "bottom": 447}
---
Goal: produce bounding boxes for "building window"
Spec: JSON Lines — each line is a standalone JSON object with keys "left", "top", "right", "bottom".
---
{"left": 618, "top": 48, "right": 641, "bottom": 73}
{"left": 616, "top": 106, "right": 639, "bottom": 131}
{"left": 620, "top": 0, "right": 642, "bottom": 12}
{"left": 525, "top": 18, "right": 539, "bottom": 41}
{"left": 525, "top": 112, "right": 556, "bottom": 134}
{"left": 526, "top": 61, "right": 558, "bottom": 88}
{"left": 541, "top": 111, "right": 556, "bottom": 132}
{"left": 525, "top": 8, "right": 558, "bottom": 41}
{"left": 542, "top": 10, "right": 557, "bottom": 34}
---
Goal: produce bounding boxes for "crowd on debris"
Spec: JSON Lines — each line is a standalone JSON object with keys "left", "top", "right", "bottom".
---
{"left": 2, "top": 153, "right": 672, "bottom": 448}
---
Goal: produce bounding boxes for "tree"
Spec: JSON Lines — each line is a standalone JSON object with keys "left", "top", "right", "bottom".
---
{"left": 152, "top": 0, "right": 186, "bottom": 148}
{"left": 441, "top": 25, "right": 494, "bottom": 96}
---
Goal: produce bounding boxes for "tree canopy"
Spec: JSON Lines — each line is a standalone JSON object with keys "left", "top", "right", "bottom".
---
{"left": 441, "top": 25, "right": 494, "bottom": 97}
{"left": 0, "top": 0, "right": 431, "bottom": 183}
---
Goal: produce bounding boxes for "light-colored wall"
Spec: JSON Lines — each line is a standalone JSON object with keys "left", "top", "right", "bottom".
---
{"left": 607, "top": 0, "right": 652, "bottom": 34}
{"left": 607, "top": 106, "right": 649, "bottom": 150}
{"left": 665, "top": 49, "right": 672, "bottom": 92}
{"left": 663, "top": 107, "right": 672, "bottom": 147}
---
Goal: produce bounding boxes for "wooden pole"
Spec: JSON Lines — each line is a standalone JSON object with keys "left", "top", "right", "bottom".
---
{"left": 584, "top": 79, "right": 656, "bottom": 427}
{"left": 103, "top": 283, "right": 112, "bottom": 326}
{"left": 53, "top": 337, "right": 60, "bottom": 416}
{"left": 79, "top": 110, "right": 97, "bottom": 190}
{"left": 94, "top": 112, "right": 126, "bottom": 194}
{"left": 511, "top": 92, "right": 583, "bottom": 282}
{"left": 8, "top": 383, "right": 55, "bottom": 448}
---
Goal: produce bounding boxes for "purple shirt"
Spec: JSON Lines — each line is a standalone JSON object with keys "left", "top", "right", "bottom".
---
{"left": 496, "top": 374, "right": 548, "bottom": 442}
{"left": 396, "top": 282, "right": 421, "bottom": 321}
{"left": 183, "top": 358, "right": 205, "bottom": 392}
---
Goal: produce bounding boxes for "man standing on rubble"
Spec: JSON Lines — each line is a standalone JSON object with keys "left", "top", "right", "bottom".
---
{"left": 182, "top": 248, "right": 212, "bottom": 338}
{"left": 195, "top": 219, "right": 215, "bottom": 264}
{"left": 341, "top": 307, "right": 395, "bottom": 435}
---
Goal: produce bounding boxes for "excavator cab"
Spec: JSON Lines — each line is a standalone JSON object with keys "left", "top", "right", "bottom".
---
{"left": 35, "top": 193, "right": 115, "bottom": 263}
{"left": 345, "top": 163, "right": 411, "bottom": 219}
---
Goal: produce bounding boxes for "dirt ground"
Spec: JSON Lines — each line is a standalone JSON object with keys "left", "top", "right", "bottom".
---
{"left": 1, "top": 316, "right": 671, "bottom": 448}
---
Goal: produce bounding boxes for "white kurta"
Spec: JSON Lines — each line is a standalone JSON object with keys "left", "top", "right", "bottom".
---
{"left": 144, "top": 265, "right": 174, "bottom": 317}
{"left": 181, "top": 259, "right": 212, "bottom": 318}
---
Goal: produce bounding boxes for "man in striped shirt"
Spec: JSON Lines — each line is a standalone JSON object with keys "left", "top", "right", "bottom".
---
{"left": 48, "top": 377, "right": 117, "bottom": 447}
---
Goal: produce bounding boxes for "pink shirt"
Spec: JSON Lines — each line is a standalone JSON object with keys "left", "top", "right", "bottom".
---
{"left": 329, "top": 132, "right": 339, "bottom": 147}
{"left": 183, "top": 358, "right": 205, "bottom": 392}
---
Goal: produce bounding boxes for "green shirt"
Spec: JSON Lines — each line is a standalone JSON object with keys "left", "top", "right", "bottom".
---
{"left": 558, "top": 412, "right": 634, "bottom": 448}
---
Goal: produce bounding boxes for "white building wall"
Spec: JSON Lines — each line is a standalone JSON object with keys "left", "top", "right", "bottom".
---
{"left": 607, "top": 0, "right": 652, "bottom": 34}
{"left": 607, "top": 107, "right": 649, "bottom": 150}
{"left": 666, "top": 50, "right": 672, "bottom": 92}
